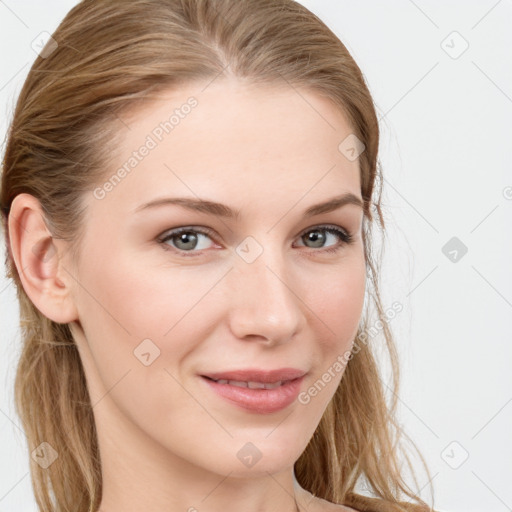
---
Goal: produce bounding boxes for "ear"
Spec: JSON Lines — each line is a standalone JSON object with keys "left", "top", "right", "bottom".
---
{"left": 8, "top": 193, "right": 79, "bottom": 324}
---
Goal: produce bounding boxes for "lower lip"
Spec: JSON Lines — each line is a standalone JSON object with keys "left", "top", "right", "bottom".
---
{"left": 200, "top": 375, "right": 304, "bottom": 414}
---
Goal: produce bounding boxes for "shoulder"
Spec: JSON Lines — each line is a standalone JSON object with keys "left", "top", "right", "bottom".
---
{"left": 295, "top": 485, "right": 359, "bottom": 512}
{"left": 320, "top": 500, "right": 359, "bottom": 512}
{"left": 342, "top": 492, "right": 434, "bottom": 512}
{"left": 296, "top": 486, "right": 433, "bottom": 512}
{"left": 313, "top": 495, "right": 359, "bottom": 512}
{"left": 310, "top": 495, "right": 359, "bottom": 512}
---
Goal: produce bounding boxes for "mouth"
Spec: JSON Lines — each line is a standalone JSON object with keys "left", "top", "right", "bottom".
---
{"left": 199, "top": 373, "right": 306, "bottom": 414}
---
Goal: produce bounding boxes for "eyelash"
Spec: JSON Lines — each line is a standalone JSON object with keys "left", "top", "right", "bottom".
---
{"left": 157, "top": 224, "right": 354, "bottom": 257}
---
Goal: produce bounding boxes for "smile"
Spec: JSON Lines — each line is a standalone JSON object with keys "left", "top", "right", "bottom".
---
{"left": 200, "top": 375, "right": 305, "bottom": 414}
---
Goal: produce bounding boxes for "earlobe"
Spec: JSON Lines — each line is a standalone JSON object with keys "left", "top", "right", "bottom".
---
{"left": 8, "top": 193, "right": 79, "bottom": 324}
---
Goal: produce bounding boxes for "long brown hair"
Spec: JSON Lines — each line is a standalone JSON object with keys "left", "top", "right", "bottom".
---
{"left": 0, "top": 1, "right": 436, "bottom": 511}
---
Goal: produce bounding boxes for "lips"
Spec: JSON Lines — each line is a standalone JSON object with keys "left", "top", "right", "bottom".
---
{"left": 199, "top": 367, "right": 307, "bottom": 414}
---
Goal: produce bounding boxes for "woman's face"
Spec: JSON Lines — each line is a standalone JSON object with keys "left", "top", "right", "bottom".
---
{"left": 68, "top": 78, "right": 366, "bottom": 478}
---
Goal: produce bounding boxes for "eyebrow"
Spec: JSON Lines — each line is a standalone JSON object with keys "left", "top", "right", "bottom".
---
{"left": 134, "top": 192, "right": 364, "bottom": 219}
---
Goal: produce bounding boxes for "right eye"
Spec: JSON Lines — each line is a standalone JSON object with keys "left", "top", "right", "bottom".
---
{"left": 157, "top": 226, "right": 218, "bottom": 256}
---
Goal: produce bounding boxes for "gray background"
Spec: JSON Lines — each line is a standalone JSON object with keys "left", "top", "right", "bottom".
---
{"left": 1, "top": 1, "right": 511, "bottom": 511}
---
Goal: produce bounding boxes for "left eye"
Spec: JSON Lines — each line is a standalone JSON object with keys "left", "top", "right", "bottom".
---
{"left": 157, "top": 225, "right": 353, "bottom": 256}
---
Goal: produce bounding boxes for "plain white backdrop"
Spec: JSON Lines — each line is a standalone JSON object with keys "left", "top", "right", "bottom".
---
{"left": 0, "top": 1, "right": 511, "bottom": 511}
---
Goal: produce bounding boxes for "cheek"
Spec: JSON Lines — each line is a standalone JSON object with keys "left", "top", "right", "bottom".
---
{"left": 307, "top": 254, "right": 366, "bottom": 343}
{"left": 295, "top": 258, "right": 366, "bottom": 415}
{"left": 74, "top": 251, "right": 227, "bottom": 397}
{"left": 73, "top": 253, "right": 217, "bottom": 426}
{"left": 80, "top": 250, "right": 214, "bottom": 339}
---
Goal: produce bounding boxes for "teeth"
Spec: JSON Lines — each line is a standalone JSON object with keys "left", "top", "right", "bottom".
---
{"left": 260, "top": 381, "right": 283, "bottom": 389}
{"left": 229, "top": 380, "right": 249, "bottom": 388}
{"left": 247, "top": 381, "right": 266, "bottom": 389}
{"left": 212, "top": 378, "right": 284, "bottom": 389}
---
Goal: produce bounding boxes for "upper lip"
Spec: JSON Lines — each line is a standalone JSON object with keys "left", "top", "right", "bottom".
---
{"left": 201, "top": 368, "right": 306, "bottom": 383}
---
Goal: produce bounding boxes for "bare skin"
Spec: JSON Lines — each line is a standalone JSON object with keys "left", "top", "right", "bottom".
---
{"left": 9, "top": 77, "right": 365, "bottom": 512}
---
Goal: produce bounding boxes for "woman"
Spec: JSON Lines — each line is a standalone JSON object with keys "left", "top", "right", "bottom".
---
{"left": 0, "top": 1, "right": 437, "bottom": 511}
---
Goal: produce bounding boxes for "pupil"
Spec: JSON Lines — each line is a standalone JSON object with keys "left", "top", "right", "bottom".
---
{"left": 176, "top": 232, "right": 197, "bottom": 249}
{"left": 307, "top": 230, "right": 324, "bottom": 248}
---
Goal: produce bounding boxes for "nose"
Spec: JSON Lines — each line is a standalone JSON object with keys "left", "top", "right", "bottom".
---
{"left": 226, "top": 246, "right": 305, "bottom": 346}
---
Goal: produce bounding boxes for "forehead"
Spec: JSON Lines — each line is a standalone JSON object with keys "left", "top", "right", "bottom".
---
{"left": 92, "top": 79, "right": 362, "bottom": 215}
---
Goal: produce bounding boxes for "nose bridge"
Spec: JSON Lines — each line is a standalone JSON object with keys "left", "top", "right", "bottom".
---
{"left": 227, "top": 239, "right": 304, "bottom": 343}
